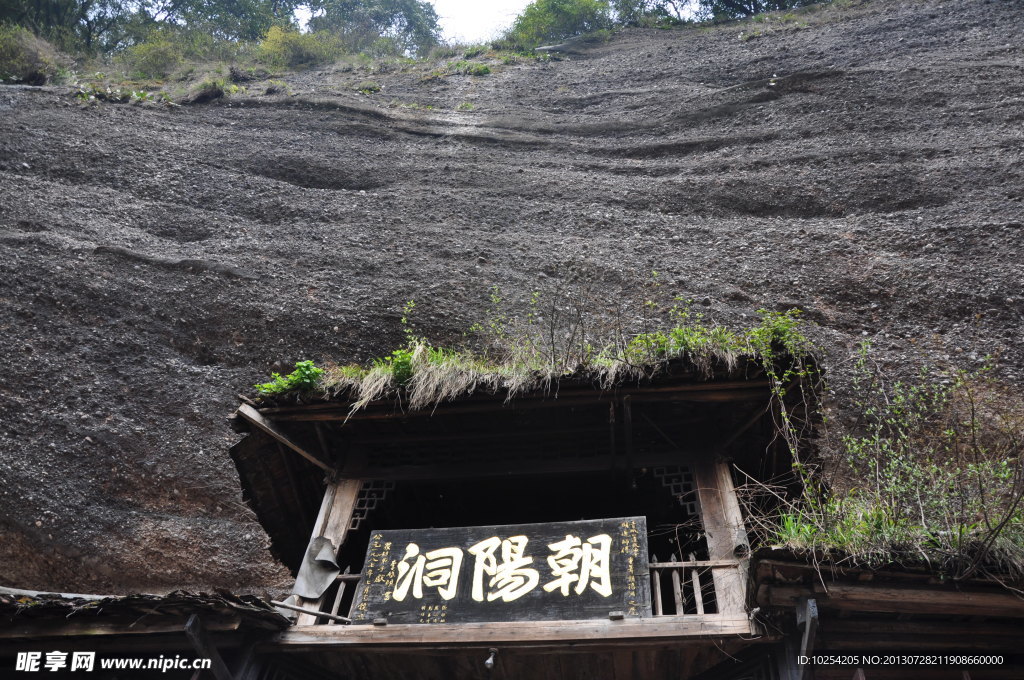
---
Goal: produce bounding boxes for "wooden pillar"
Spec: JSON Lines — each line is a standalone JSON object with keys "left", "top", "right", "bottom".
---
{"left": 694, "top": 459, "right": 749, "bottom": 615}
{"left": 295, "top": 478, "right": 363, "bottom": 625}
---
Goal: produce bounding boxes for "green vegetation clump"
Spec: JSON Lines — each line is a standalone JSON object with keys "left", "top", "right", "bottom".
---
{"left": 254, "top": 283, "right": 813, "bottom": 415}
{"left": 121, "top": 39, "right": 184, "bottom": 79}
{"left": 184, "top": 76, "right": 244, "bottom": 103}
{"left": 504, "top": 0, "right": 613, "bottom": 48}
{"left": 264, "top": 78, "right": 289, "bottom": 95}
{"left": 256, "top": 26, "right": 346, "bottom": 68}
{"left": 390, "top": 99, "right": 434, "bottom": 110}
{"left": 0, "top": 25, "right": 67, "bottom": 84}
{"left": 307, "top": 0, "right": 441, "bottom": 56}
{"left": 355, "top": 79, "right": 381, "bottom": 93}
{"left": 75, "top": 82, "right": 172, "bottom": 105}
{"left": 498, "top": 0, "right": 836, "bottom": 49}
{"left": 255, "top": 360, "right": 325, "bottom": 395}
{"left": 752, "top": 345, "right": 1024, "bottom": 582}
{"left": 447, "top": 60, "right": 490, "bottom": 76}
{"left": 704, "top": 0, "right": 824, "bottom": 21}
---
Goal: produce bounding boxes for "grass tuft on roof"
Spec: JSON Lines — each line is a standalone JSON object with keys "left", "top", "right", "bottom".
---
{"left": 254, "top": 303, "right": 812, "bottom": 414}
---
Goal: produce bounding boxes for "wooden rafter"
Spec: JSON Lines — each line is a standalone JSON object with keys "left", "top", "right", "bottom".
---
{"left": 237, "top": 404, "right": 331, "bottom": 472}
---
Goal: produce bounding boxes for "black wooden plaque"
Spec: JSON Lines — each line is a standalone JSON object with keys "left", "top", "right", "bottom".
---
{"left": 350, "top": 517, "right": 650, "bottom": 624}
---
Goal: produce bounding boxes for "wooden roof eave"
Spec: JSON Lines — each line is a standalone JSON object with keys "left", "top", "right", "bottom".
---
{"left": 256, "top": 378, "right": 777, "bottom": 424}
{"left": 752, "top": 553, "right": 1024, "bottom": 620}
{"left": 237, "top": 403, "right": 333, "bottom": 472}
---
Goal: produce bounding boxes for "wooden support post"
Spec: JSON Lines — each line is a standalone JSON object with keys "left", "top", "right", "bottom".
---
{"left": 776, "top": 635, "right": 801, "bottom": 680}
{"left": 622, "top": 396, "right": 634, "bottom": 481}
{"left": 693, "top": 459, "right": 749, "bottom": 615}
{"left": 650, "top": 554, "right": 663, "bottom": 616}
{"left": 237, "top": 404, "right": 332, "bottom": 471}
{"left": 295, "top": 479, "right": 363, "bottom": 625}
{"left": 608, "top": 400, "right": 617, "bottom": 465}
{"left": 183, "top": 615, "right": 233, "bottom": 680}
{"left": 231, "top": 640, "right": 260, "bottom": 680}
{"left": 796, "top": 598, "right": 818, "bottom": 680}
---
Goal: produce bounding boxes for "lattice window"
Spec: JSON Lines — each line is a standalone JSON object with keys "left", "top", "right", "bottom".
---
{"left": 653, "top": 465, "right": 699, "bottom": 516}
{"left": 349, "top": 480, "right": 395, "bottom": 531}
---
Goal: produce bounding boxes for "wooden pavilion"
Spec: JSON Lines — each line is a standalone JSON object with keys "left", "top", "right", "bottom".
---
{"left": 228, "top": 357, "right": 794, "bottom": 678}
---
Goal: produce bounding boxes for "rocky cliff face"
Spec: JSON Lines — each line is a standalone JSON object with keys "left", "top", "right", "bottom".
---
{"left": 1, "top": 0, "right": 1021, "bottom": 593}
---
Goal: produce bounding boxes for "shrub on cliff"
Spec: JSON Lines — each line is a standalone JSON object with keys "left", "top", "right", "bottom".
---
{"left": 0, "top": 25, "right": 68, "bottom": 84}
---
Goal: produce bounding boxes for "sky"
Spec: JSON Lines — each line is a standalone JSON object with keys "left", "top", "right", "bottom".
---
{"left": 428, "top": 0, "right": 534, "bottom": 44}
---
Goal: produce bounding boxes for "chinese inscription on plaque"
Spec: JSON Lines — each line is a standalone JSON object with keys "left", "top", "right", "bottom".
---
{"left": 350, "top": 517, "right": 650, "bottom": 624}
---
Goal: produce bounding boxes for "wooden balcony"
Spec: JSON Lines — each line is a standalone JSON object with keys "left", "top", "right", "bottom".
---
{"left": 279, "top": 555, "right": 752, "bottom": 649}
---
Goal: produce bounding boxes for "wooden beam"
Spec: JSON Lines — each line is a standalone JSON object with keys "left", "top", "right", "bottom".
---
{"left": 650, "top": 559, "right": 740, "bottom": 569}
{"left": 761, "top": 583, "right": 1024, "bottom": 618}
{"left": 272, "top": 600, "right": 351, "bottom": 624}
{"left": 818, "top": 634, "right": 1024, "bottom": 652}
{"left": 184, "top": 615, "right": 234, "bottom": 680}
{"left": 716, "top": 404, "right": 770, "bottom": 453}
{"left": 295, "top": 479, "right": 363, "bottom": 625}
{"left": 815, "top": 668, "right": 1024, "bottom": 680}
{"left": 259, "top": 381, "right": 774, "bottom": 421}
{"left": 345, "top": 450, "right": 717, "bottom": 482}
{"left": 694, "top": 460, "right": 749, "bottom": 615}
{"left": 237, "top": 404, "right": 331, "bottom": 471}
{"left": 823, "top": 618, "right": 1024, "bottom": 640}
{"left": 271, "top": 614, "right": 756, "bottom": 649}
{"left": 346, "top": 425, "right": 602, "bottom": 446}
{"left": 0, "top": 631, "right": 246, "bottom": 655}
{"left": 0, "top": 617, "right": 242, "bottom": 640}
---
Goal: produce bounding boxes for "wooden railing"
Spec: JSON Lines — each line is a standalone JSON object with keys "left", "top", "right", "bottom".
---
{"left": 294, "top": 556, "right": 745, "bottom": 624}
{"left": 648, "top": 555, "right": 743, "bottom": 617}
{"left": 319, "top": 568, "right": 360, "bottom": 625}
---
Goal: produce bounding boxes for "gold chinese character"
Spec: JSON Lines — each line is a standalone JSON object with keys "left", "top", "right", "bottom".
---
{"left": 467, "top": 535, "right": 540, "bottom": 603}
{"left": 543, "top": 533, "right": 613, "bottom": 597}
{"left": 392, "top": 543, "right": 464, "bottom": 601}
